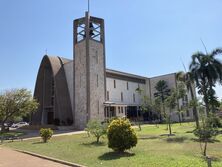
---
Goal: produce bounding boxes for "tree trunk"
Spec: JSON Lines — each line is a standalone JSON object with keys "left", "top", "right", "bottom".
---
{"left": 163, "top": 105, "right": 168, "bottom": 130}
{"left": 155, "top": 123, "right": 159, "bottom": 128}
{"left": 190, "top": 86, "right": 199, "bottom": 128}
{"left": 206, "top": 156, "right": 212, "bottom": 167}
{"left": 178, "top": 112, "right": 182, "bottom": 125}
{"left": 96, "top": 136, "right": 100, "bottom": 143}
{"left": 209, "top": 85, "right": 216, "bottom": 113}
{"left": 203, "top": 141, "right": 207, "bottom": 156}
{"left": 204, "top": 93, "right": 210, "bottom": 117}
{"left": 138, "top": 121, "right": 141, "bottom": 131}
{"left": 202, "top": 79, "right": 210, "bottom": 116}
{"left": 176, "top": 97, "right": 182, "bottom": 125}
{"left": 168, "top": 116, "right": 172, "bottom": 135}
{"left": 137, "top": 110, "right": 141, "bottom": 131}
{"left": 1, "top": 121, "right": 6, "bottom": 133}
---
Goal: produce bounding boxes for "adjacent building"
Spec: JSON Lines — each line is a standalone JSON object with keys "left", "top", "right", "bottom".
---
{"left": 31, "top": 12, "right": 194, "bottom": 129}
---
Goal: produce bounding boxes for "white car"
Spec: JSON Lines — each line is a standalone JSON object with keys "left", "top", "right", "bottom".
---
{"left": 11, "top": 122, "right": 29, "bottom": 128}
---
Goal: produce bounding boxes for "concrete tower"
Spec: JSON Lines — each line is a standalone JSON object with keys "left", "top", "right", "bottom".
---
{"left": 73, "top": 12, "right": 106, "bottom": 129}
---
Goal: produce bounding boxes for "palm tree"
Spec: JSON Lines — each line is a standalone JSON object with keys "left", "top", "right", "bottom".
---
{"left": 189, "top": 48, "right": 222, "bottom": 115}
{"left": 176, "top": 71, "right": 199, "bottom": 128}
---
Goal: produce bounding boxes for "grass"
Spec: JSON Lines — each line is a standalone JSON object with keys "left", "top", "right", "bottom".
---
{"left": 0, "top": 131, "right": 24, "bottom": 138}
{"left": 3, "top": 122, "right": 222, "bottom": 167}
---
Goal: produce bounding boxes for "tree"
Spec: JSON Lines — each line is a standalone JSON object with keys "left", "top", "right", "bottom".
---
{"left": 194, "top": 114, "right": 219, "bottom": 157}
{"left": 220, "top": 100, "right": 222, "bottom": 111}
{"left": 0, "top": 89, "right": 38, "bottom": 132}
{"left": 189, "top": 48, "right": 222, "bottom": 115}
{"left": 174, "top": 82, "right": 187, "bottom": 125}
{"left": 135, "top": 88, "right": 154, "bottom": 130}
{"left": 192, "top": 101, "right": 220, "bottom": 167}
{"left": 176, "top": 71, "right": 200, "bottom": 128}
{"left": 165, "top": 89, "right": 177, "bottom": 135}
{"left": 107, "top": 118, "right": 137, "bottom": 152}
{"left": 85, "top": 120, "right": 107, "bottom": 143}
{"left": 154, "top": 80, "right": 171, "bottom": 121}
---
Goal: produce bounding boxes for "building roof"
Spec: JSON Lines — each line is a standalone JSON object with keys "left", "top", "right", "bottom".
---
{"left": 44, "top": 55, "right": 179, "bottom": 84}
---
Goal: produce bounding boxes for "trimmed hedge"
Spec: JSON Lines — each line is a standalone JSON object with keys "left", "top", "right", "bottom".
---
{"left": 39, "top": 128, "right": 53, "bottom": 143}
{"left": 107, "top": 118, "right": 137, "bottom": 152}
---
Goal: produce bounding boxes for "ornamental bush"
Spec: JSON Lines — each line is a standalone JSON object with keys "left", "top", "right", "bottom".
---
{"left": 107, "top": 118, "right": 137, "bottom": 152}
{"left": 39, "top": 128, "right": 53, "bottom": 143}
{"left": 85, "top": 120, "right": 107, "bottom": 143}
{"left": 206, "top": 115, "right": 222, "bottom": 128}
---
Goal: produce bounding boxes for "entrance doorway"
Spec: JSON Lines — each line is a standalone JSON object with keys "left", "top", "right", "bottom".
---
{"left": 47, "top": 111, "right": 54, "bottom": 124}
{"left": 126, "top": 106, "right": 139, "bottom": 119}
{"left": 104, "top": 106, "right": 116, "bottom": 119}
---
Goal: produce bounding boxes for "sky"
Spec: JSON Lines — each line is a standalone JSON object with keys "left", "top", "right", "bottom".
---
{"left": 0, "top": 0, "right": 221, "bottom": 99}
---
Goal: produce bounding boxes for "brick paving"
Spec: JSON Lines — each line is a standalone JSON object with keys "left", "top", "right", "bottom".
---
{"left": 0, "top": 147, "right": 70, "bottom": 167}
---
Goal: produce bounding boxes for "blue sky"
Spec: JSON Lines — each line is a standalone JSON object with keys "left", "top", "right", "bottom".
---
{"left": 0, "top": 0, "right": 221, "bottom": 99}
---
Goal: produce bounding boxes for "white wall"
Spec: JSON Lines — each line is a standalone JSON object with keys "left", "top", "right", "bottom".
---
{"left": 106, "top": 77, "right": 145, "bottom": 106}
{"left": 63, "top": 64, "right": 194, "bottom": 122}
{"left": 149, "top": 73, "right": 194, "bottom": 121}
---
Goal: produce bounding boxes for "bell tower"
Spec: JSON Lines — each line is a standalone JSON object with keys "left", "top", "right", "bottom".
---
{"left": 73, "top": 12, "right": 106, "bottom": 129}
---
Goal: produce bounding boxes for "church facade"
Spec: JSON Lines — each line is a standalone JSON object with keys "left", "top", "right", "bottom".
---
{"left": 31, "top": 12, "right": 194, "bottom": 129}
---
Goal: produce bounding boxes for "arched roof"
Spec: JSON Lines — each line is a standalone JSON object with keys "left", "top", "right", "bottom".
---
{"left": 32, "top": 55, "right": 73, "bottom": 125}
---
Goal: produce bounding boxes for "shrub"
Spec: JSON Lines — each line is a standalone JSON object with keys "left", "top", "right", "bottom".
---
{"left": 206, "top": 115, "right": 222, "bottom": 128}
{"left": 39, "top": 128, "right": 53, "bottom": 143}
{"left": 85, "top": 120, "right": 107, "bottom": 143}
{"left": 107, "top": 118, "right": 137, "bottom": 152}
{"left": 193, "top": 116, "right": 219, "bottom": 156}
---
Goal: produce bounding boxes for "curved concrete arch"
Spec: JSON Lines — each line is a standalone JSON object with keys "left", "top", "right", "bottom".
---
{"left": 32, "top": 55, "right": 73, "bottom": 125}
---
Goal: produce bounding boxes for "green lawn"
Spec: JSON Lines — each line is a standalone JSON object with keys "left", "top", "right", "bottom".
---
{"left": 3, "top": 123, "right": 222, "bottom": 167}
{"left": 0, "top": 131, "right": 24, "bottom": 138}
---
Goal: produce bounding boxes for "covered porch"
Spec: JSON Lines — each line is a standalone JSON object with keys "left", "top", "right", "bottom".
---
{"left": 103, "top": 102, "right": 127, "bottom": 120}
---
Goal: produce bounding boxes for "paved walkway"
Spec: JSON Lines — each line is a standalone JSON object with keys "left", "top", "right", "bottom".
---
{"left": 22, "top": 130, "right": 85, "bottom": 141}
{"left": 0, "top": 147, "right": 70, "bottom": 167}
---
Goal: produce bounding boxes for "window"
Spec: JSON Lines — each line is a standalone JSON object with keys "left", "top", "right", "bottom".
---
{"left": 125, "top": 107, "right": 127, "bottom": 116}
{"left": 183, "top": 95, "right": 188, "bottom": 106}
{"left": 96, "top": 74, "right": 99, "bottom": 87}
{"left": 107, "top": 91, "right": 109, "bottom": 101}
{"left": 114, "top": 80, "right": 116, "bottom": 88}
{"left": 79, "top": 74, "right": 82, "bottom": 88}
{"left": 96, "top": 51, "right": 98, "bottom": 64}
{"left": 104, "top": 107, "right": 107, "bottom": 117}
{"left": 51, "top": 97, "right": 54, "bottom": 106}
{"left": 51, "top": 80, "right": 55, "bottom": 96}
{"left": 121, "top": 92, "right": 123, "bottom": 102}
{"left": 182, "top": 112, "right": 184, "bottom": 118}
{"left": 185, "top": 95, "right": 188, "bottom": 101}
{"left": 133, "top": 93, "right": 135, "bottom": 102}
{"left": 98, "top": 100, "right": 99, "bottom": 114}
{"left": 126, "top": 82, "right": 129, "bottom": 90}
{"left": 118, "top": 107, "right": 120, "bottom": 114}
{"left": 121, "top": 107, "right": 123, "bottom": 113}
{"left": 186, "top": 110, "right": 190, "bottom": 117}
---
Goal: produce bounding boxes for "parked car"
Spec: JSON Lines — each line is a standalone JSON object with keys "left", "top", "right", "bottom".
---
{"left": 11, "top": 122, "right": 29, "bottom": 128}
{"left": 0, "top": 122, "right": 11, "bottom": 127}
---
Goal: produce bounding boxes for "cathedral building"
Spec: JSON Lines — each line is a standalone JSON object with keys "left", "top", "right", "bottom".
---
{"left": 31, "top": 12, "right": 194, "bottom": 129}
